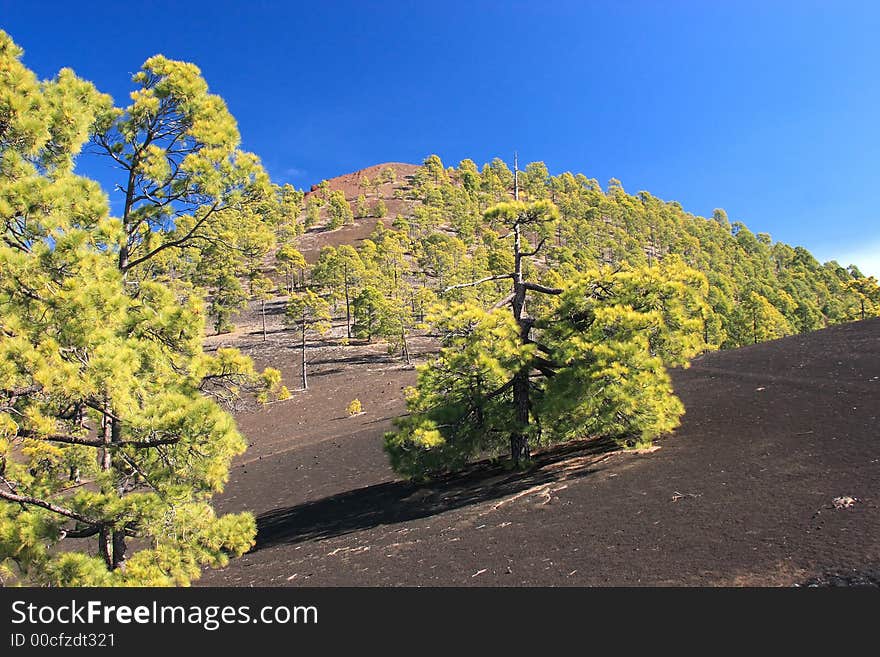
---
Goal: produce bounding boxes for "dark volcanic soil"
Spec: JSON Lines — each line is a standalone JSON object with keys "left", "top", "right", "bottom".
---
{"left": 198, "top": 318, "right": 880, "bottom": 586}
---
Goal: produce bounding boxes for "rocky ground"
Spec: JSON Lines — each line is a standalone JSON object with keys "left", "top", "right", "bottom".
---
{"left": 198, "top": 301, "right": 880, "bottom": 586}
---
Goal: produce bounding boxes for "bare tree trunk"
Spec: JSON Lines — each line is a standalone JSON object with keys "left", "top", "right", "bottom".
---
{"left": 99, "top": 526, "right": 112, "bottom": 570}
{"left": 112, "top": 530, "right": 127, "bottom": 570}
{"left": 400, "top": 322, "right": 411, "bottom": 365}
{"left": 344, "top": 265, "right": 351, "bottom": 339}
{"left": 99, "top": 400, "right": 123, "bottom": 570}
{"left": 509, "top": 217, "right": 531, "bottom": 467}
{"left": 261, "top": 299, "right": 267, "bottom": 342}
{"left": 300, "top": 315, "right": 308, "bottom": 390}
{"left": 100, "top": 401, "right": 112, "bottom": 472}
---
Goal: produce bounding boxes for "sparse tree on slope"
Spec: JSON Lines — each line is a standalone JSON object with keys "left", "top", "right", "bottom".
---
{"left": 385, "top": 254, "right": 713, "bottom": 478}
{"left": 275, "top": 243, "right": 307, "bottom": 293}
{"left": 846, "top": 276, "right": 880, "bottom": 320}
{"left": 312, "top": 245, "right": 365, "bottom": 339}
{"left": 387, "top": 199, "right": 564, "bottom": 471}
{"left": 285, "top": 290, "right": 331, "bottom": 390}
{"left": 327, "top": 190, "right": 353, "bottom": 229}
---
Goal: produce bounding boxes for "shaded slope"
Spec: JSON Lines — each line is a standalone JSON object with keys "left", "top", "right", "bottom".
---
{"left": 200, "top": 318, "right": 879, "bottom": 586}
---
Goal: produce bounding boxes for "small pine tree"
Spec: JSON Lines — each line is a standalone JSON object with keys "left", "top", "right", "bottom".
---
{"left": 356, "top": 194, "right": 369, "bottom": 219}
{"left": 285, "top": 290, "right": 332, "bottom": 390}
{"left": 327, "top": 190, "right": 353, "bottom": 229}
{"left": 347, "top": 399, "right": 363, "bottom": 416}
{"left": 304, "top": 195, "right": 322, "bottom": 229}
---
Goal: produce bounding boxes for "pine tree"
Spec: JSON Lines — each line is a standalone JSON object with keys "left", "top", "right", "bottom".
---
{"left": 356, "top": 194, "right": 369, "bottom": 219}
{"left": 351, "top": 286, "right": 391, "bottom": 342}
{"left": 0, "top": 31, "right": 282, "bottom": 585}
{"left": 380, "top": 166, "right": 397, "bottom": 186}
{"left": 729, "top": 291, "right": 792, "bottom": 346}
{"left": 248, "top": 273, "right": 274, "bottom": 341}
{"left": 275, "top": 243, "right": 307, "bottom": 293}
{"left": 385, "top": 258, "right": 712, "bottom": 478}
{"left": 312, "top": 245, "right": 365, "bottom": 339}
{"left": 284, "top": 290, "right": 331, "bottom": 390}
{"left": 846, "top": 276, "right": 880, "bottom": 320}
{"left": 304, "top": 194, "right": 322, "bottom": 229}
{"left": 388, "top": 199, "right": 565, "bottom": 470}
{"left": 327, "top": 190, "right": 353, "bottom": 229}
{"left": 89, "top": 53, "right": 274, "bottom": 279}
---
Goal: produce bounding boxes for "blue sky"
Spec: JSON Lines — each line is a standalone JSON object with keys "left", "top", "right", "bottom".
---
{"left": 3, "top": 1, "right": 879, "bottom": 275}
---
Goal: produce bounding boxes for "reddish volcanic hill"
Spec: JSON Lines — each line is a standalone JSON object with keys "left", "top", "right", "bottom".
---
{"left": 296, "top": 162, "right": 420, "bottom": 263}
{"left": 305, "top": 162, "right": 420, "bottom": 199}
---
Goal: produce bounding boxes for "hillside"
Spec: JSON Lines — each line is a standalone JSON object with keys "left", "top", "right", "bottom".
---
{"left": 296, "top": 162, "right": 419, "bottom": 262}
{"left": 197, "top": 155, "right": 879, "bottom": 585}
{"left": 200, "top": 316, "right": 879, "bottom": 586}
{"left": 272, "top": 155, "right": 877, "bottom": 353}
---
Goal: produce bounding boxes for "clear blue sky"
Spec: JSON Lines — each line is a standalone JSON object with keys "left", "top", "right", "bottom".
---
{"left": 3, "top": 0, "right": 879, "bottom": 274}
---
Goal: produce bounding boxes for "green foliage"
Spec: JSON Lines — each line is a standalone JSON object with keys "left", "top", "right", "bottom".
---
{"left": 304, "top": 194, "right": 322, "bottom": 229}
{"left": 0, "top": 31, "right": 285, "bottom": 586}
{"left": 846, "top": 276, "right": 880, "bottom": 320}
{"left": 351, "top": 286, "right": 389, "bottom": 341}
{"left": 285, "top": 289, "right": 332, "bottom": 334}
{"left": 275, "top": 243, "right": 307, "bottom": 292}
{"left": 0, "top": 244, "right": 266, "bottom": 585}
{"left": 380, "top": 167, "right": 397, "bottom": 185}
{"left": 385, "top": 261, "right": 712, "bottom": 477}
{"left": 327, "top": 190, "right": 353, "bottom": 229}
{"left": 539, "top": 259, "right": 714, "bottom": 446}
{"left": 385, "top": 304, "right": 534, "bottom": 477}
{"left": 355, "top": 194, "right": 369, "bottom": 219}
{"left": 728, "top": 290, "right": 792, "bottom": 346}
{"left": 88, "top": 52, "right": 274, "bottom": 280}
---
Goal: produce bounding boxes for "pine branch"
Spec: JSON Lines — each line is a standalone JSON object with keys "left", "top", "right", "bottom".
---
{"left": 442, "top": 274, "right": 512, "bottom": 294}
{"left": 0, "top": 486, "right": 99, "bottom": 526}
{"left": 521, "top": 237, "right": 548, "bottom": 258}
{"left": 484, "top": 378, "right": 515, "bottom": 400}
{"left": 523, "top": 281, "right": 563, "bottom": 295}
{"left": 122, "top": 201, "right": 222, "bottom": 271}
{"left": 16, "top": 428, "right": 180, "bottom": 448}
{"left": 491, "top": 293, "right": 516, "bottom": 309}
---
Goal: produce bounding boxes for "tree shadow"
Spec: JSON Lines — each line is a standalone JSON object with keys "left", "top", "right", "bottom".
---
{"left": 254, "top": 436, "right": 620, "bottom": 551}
{"left": 310, "top": 352, "right": 403, "bottom": 367}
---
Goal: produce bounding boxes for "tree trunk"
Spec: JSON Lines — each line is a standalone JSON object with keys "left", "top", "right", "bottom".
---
{"left": 261, "top": 299, "right": 267, "bottom": 342}
{"left": 344, "top": 268, "right": 351, "bottom": 339}
{"left": 99, "top": 526, "right": 113, "bottom": 570}
{"left": 112, "top": 530, "right": 127, "bottom": 570}
{"left": 509, "top": 217, "right": 531, "bottom": 467}
{"left": 400, "top": 323, "right": 411, "bottom": 365}
{"left": 300, "top": 321, "right": 308, "bottom": 390}
{"left": 100, "top": 403, "right": 112, "bottom": 472}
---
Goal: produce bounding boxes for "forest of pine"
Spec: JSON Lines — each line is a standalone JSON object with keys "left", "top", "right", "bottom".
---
{"left": 1, "top": 30, "right": 878, "bottom": 586}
